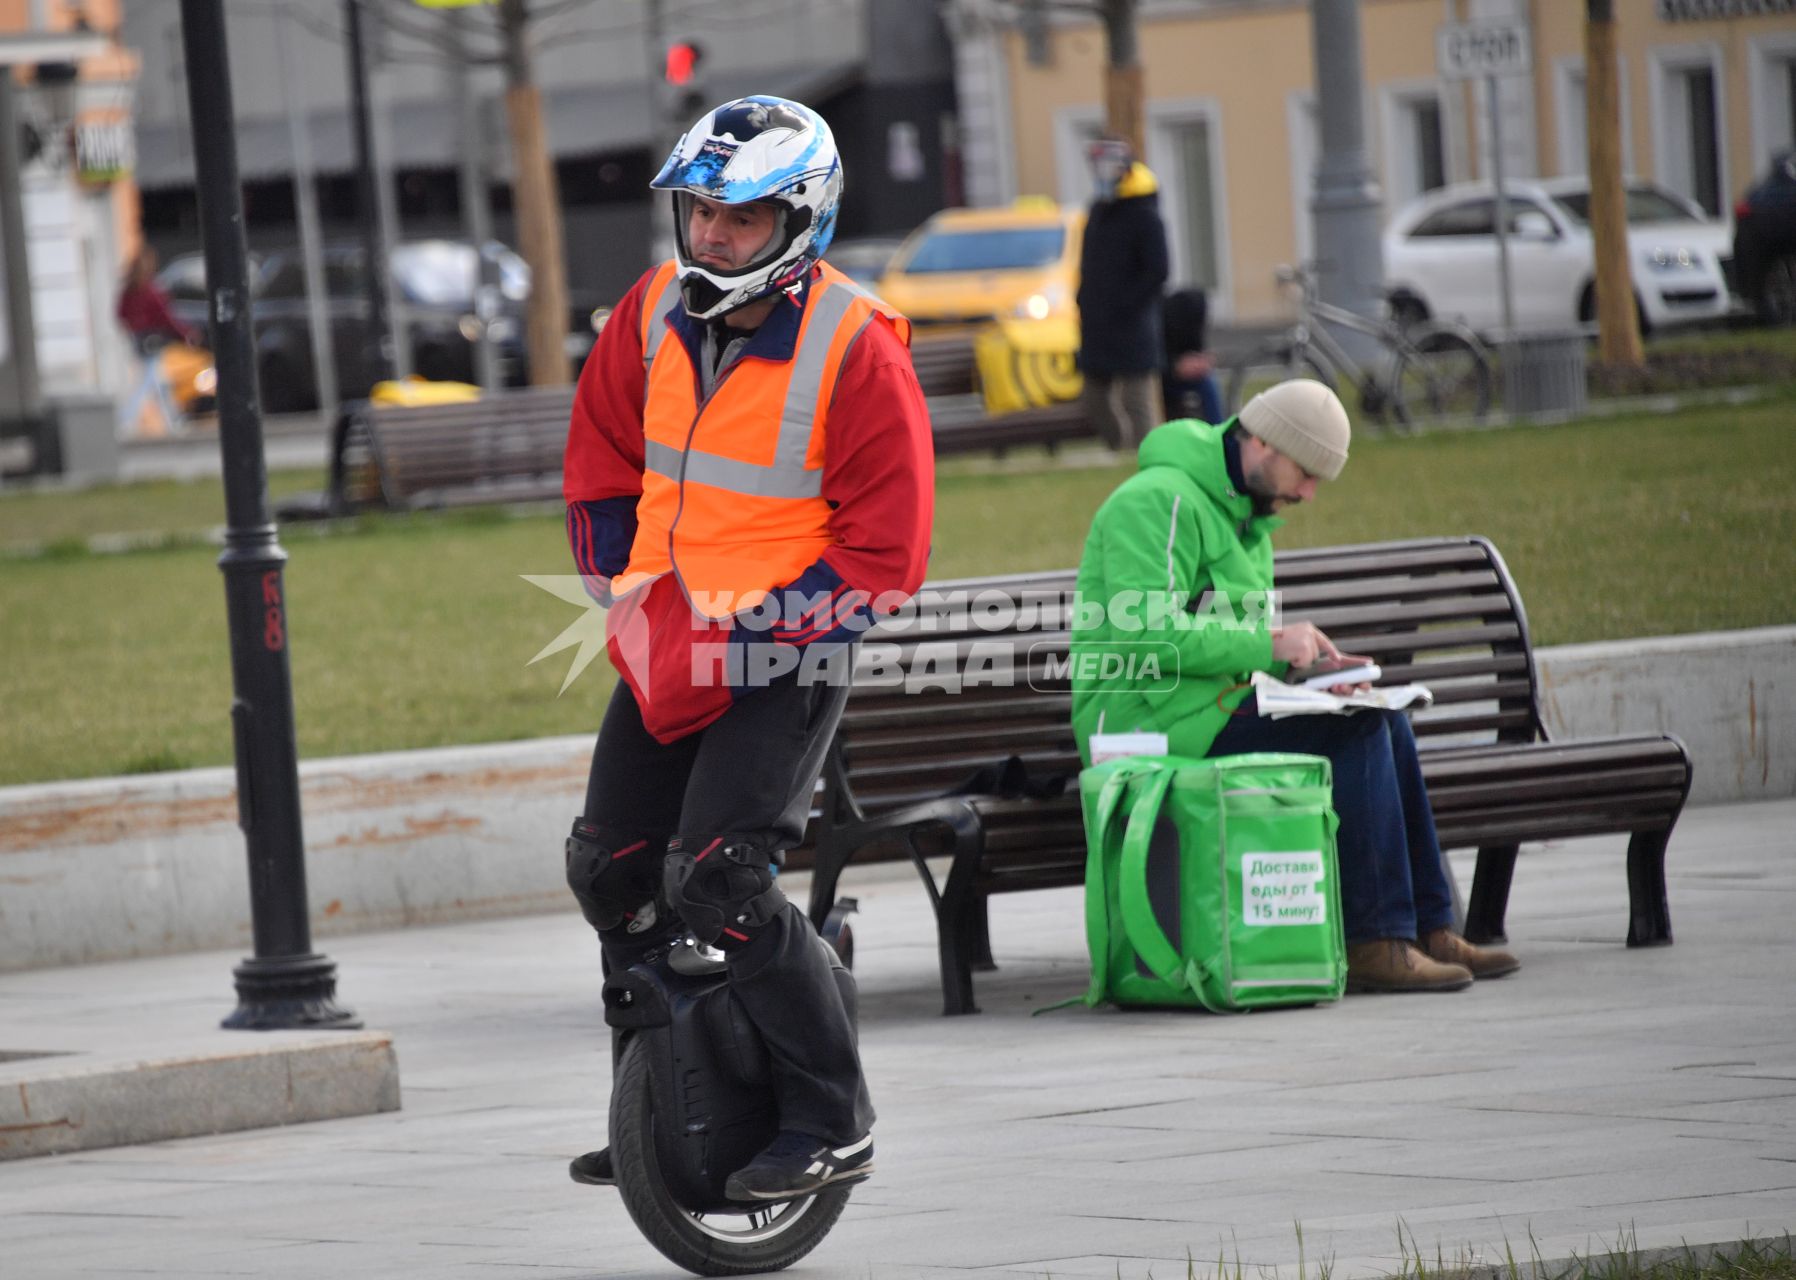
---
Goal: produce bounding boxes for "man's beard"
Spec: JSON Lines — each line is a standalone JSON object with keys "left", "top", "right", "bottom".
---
{"left": 1242, "top": 465, "right": 1296, "bottom": 517}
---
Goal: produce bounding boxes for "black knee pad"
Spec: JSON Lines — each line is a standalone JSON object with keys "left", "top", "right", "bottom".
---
{"left": 565, "top": 818, "right": 666, "bottom": 935}
{"left": 662, "top": 833, "right": 789, "bottom": 950}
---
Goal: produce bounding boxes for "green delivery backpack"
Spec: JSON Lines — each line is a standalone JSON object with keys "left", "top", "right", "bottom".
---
{"left": 1077, "top": 753, "right": 1347, "bottom": 1013}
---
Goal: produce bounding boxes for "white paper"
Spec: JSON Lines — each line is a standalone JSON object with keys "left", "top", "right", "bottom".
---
{"left": 1299, "top": 662, "right": 1382, "bottom": 690}
{"left": 1250, "top": 670, "right": 1433, "bottom": 718}
{"left": 1090, "top": 731, "right": 1170, "bottom": 764}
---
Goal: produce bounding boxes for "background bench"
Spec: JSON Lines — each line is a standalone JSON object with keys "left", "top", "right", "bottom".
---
{"left": 330, "top": 386, "right": 574, "bottom": 512}
{"left": 801, "top": 536, "right": 1693, "bottom": 1014}
{"left": 325, "top": 335, "right": 1093, "bottom": 511}
{"left": 912, "top": 333, "right": 1095, "bottom": 457}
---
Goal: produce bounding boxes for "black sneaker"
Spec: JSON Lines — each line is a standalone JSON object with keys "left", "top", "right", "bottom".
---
{"left": 724, "top": 1130, "right": 873, "bottom": 1202}
{"left": 568, "top": 1148, "right": 615, "bottom": 1187}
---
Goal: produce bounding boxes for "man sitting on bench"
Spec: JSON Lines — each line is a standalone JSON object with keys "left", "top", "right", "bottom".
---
{"left": 1068, "top": 380, "right": 1519, "bottom": 993}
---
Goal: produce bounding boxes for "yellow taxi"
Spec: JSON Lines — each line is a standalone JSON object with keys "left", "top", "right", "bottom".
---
{"left": 874, "top": 198, "right": 1084, "bottom": 332}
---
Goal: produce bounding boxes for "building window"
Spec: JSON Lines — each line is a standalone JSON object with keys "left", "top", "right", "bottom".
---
{"left": 1167, "top": 117, "right": 1220, "bottom": 292}
{"left": 1651, "top": 47, "right": 1728, "bottom": 219}
{"left": 1682, "top": 66, "right": 1722, "bottom": 215}
{"left": 1554, "top": 57, "right": 1634, "bottom": 178}
{"left": 1788, "top": 58, "right": 1796, "bottom": 141}
{"left": 1057, "top": 102, "right": 1228, "bottom": 309}
{"left": 1747, "top": 36, "right": 1796, "bottom": 175}
{"left": 1383, "top": 87, "right": 1447, "bottom": 207}
{"left": 1415, "top": 100, "right": 1446, "bottom": 194}
{"left": 1287, "top": 93, "right": 1319, "bottom": 267}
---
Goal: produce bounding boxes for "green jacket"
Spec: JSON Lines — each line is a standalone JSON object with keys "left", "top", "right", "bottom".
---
{"left": 1070, "top": 419, "right": 1286, "bottom": 764}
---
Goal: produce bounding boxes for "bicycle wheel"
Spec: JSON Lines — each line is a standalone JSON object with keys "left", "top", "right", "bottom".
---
{"left": 610, "top": 1036, "right": 852, "bottom": 1277}
{"left": 1223, "top": 342, "right": 1338, "bottom": 418}
{"left": 1390, "top": 326, "right": 1492, "bottom": 429}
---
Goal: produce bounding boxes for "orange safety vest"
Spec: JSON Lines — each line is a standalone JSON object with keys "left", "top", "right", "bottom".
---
{"left": 612, "top": 260, "right": 910, "bottom": 619}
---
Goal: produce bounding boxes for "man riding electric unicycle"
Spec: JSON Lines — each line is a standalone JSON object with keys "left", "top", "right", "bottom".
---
{"left": 559, "top": 94, "right": 934, "bottom": 1274}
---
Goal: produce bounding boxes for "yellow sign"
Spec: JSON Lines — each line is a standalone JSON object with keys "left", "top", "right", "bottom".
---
{"left": 371, "top": 377, "right": 483, "bottom": 407}
{"left": 974, "top": 316, "right": 1083, "bottom": 415}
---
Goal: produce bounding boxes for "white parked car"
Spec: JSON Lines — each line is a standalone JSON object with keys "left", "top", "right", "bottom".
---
{"left": 1382, "top": 178, "right": 1733, "bottom": 335}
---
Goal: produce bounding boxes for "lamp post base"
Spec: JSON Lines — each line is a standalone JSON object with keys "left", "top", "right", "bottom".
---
{"left": 222, "top": 953, "right": 362, "bottom": 1031}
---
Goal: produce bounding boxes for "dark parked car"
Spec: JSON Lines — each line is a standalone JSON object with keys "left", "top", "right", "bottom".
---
{"left": 160, "top": 239, "right": 532, "bottom": 412}
{"left": 1733, "top": 150, "right": 1796, "bottom": 326}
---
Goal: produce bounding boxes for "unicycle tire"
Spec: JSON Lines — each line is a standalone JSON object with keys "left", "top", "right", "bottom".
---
{"left": 610, "top": 1036, "right": 852, "bottom": 1276}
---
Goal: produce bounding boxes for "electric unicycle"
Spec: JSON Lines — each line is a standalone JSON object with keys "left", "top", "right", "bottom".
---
{"left": 601, "top": 932, "right": 862, "bottom": 1276}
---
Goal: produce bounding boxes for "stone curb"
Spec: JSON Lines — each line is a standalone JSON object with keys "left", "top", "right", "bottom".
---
{"left": 1, "top": 628, "right": 1789, "bottom": 973}
{"left": 0, "top": 1031, "right": 400, "bottom": 1161}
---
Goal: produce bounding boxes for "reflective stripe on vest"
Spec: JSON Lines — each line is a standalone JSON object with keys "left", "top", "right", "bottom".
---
{"left": 638, "top": 262, "right": 683, "bottom": 388}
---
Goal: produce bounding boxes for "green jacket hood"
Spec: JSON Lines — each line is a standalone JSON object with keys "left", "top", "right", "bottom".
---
{"left": 1136, "top": 417, "right": 1282, "bottom": 538}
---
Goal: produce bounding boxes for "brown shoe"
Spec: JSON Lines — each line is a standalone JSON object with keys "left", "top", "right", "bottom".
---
{"left": 1345, "top": 939, "right": 1473, "bottom": 993}
{"left": 1421, "top": 928, "right": 1521, "bottom": 979}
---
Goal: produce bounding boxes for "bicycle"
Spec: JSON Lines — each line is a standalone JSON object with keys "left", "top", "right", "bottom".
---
{"left": 600, "top": 922, "right": 864, "bottom": 1276}
{"left": 1224, "top": 263, "right": 1493, "bottom": 431}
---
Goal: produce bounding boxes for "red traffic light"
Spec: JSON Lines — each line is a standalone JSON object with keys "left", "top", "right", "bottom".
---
{"left": 665, "top": 41, "right": 702, "bottom": 86}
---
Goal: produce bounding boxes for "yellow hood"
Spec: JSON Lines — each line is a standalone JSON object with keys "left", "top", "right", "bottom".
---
{"left": 1116, "top": 162, "right": 1159, "bottom": 199}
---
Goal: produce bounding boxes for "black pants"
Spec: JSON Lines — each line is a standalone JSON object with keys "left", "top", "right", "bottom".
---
{"left": 580, "top": 671, "right": 873, "bottom": 1146}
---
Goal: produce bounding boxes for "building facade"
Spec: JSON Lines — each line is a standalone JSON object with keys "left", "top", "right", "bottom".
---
{"left": 121, "top": 0, "right": 956, "bottom": 310}
{"left": 1, "top": 0, "right": 140, "bottom": 421}
{"left": 952, "top": 0, "right": 1796, "bottom": 323}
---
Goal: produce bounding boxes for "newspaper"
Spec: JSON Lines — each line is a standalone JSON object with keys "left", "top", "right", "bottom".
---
{"left": 1250, "top": 669, "right": 1433, "bottom": 719}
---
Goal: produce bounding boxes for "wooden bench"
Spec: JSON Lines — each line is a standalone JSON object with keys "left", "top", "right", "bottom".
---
{"left": 327, "top": 368, "right": 1093, "bottom": 514}
{"left": 329, "top": 385, "right": 576, "bottom": 512}
{"left": 931, "top": 398, "right": 1094, "bottom": 456}
{"left": 802, "top": 537, "right": 1693, "bottom": 1015}
{"left": 907, "top": 334, "right": 978, "bottom": 398}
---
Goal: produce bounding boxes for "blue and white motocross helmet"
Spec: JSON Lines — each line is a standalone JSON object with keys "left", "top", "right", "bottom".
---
{"left": 650, "top": 95, "right": 843, "bottom": 320}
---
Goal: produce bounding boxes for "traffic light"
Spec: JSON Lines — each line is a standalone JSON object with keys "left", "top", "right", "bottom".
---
{"left": 664, "top": 39, "right": 706, "bottom": 121}
{"left": 664, "top": 40, "right": 702, "bottom": 87}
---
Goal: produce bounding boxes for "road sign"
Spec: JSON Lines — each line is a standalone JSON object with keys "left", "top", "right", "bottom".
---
{"left": 1435, "top": 21, "right": 1532, "bottom": 82}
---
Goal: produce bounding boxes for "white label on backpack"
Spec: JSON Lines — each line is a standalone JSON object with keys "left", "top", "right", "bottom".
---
{"left": 1243, "top": 851, "right": 1327, "bottom": 925}
{"left": 1090, "top": 732, "right": 1169, "bottom": 764}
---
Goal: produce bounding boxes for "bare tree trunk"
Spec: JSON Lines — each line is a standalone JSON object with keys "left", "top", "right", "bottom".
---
{"left": 1584, "top": 0, "right": 1642, "bottom": 369}
{"left": 1100, "top": 0, "right": 1144, "bottom": 154}
{"left": 499, "top": 0, "right": 570, "bottom": 387}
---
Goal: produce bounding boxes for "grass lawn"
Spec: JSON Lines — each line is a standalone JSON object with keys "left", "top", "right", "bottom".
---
{"left": 0, "top": 468, "right": 328, "bottom": 554}
{"left": 3, "top": 391, "right": 1793, "bottom": 786}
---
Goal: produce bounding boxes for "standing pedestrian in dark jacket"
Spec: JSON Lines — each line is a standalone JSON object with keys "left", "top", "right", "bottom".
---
{"left": 1162, "top": 286, "right": 1224, "bottom": 424}
{"left": 1076, "top": 138, "right": 1170, "bottom": 451}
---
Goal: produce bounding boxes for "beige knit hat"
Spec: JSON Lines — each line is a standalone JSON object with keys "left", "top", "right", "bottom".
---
{"left": 1237, "top": 380, "right": 1351, "bottom": 481}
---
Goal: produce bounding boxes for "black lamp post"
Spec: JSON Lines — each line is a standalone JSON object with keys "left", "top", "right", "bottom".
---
{"left": 178, "top": 0, "right": 357, "bottom": 1031}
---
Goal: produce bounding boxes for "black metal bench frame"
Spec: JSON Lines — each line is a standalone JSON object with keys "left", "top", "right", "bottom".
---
{"left": 803, "top": 537, "right": 1693, "bottom": 1015}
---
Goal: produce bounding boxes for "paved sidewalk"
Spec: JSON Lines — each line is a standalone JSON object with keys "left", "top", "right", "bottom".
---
{"left": 2, "top": 798, "right": 1793, "bottom": 1279}
{"left": 117, "top": 412, "right": 330, "bottom": 483}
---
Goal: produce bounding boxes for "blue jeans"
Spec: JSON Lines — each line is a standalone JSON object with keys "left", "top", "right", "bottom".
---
{"left": 1207, "top": 702, "right": 1457, "bottom": 945}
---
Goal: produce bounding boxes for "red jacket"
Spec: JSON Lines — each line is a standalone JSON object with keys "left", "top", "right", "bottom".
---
{"left": 117, "top": 281, "right": 196, "bottom": 346}
{"left": 564, "top": 264, "right": 934, "bottom": 742}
